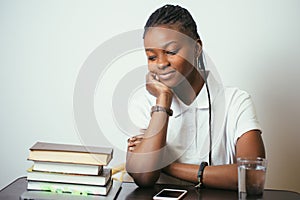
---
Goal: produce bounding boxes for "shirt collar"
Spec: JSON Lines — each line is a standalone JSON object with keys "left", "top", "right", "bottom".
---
{"left": 171, "top": 71, "right": 223, "bottom": 117}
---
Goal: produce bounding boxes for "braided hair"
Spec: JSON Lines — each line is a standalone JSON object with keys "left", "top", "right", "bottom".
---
{"left": 143, "top": 4, "right": 200, "bottom": 40}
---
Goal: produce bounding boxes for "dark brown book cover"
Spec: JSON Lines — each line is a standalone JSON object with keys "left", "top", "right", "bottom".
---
{"left": 30, "top": 142, "right": 113, "bottom": 155}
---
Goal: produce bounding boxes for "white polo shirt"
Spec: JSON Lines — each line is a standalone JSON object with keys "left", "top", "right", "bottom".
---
{"left": 128, "top": 72, "right": 261, "bottom": 166}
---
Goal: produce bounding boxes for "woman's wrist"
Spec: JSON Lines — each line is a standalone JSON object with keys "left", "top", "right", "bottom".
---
{"left": 156, "top": 92, "right": 173, "bottom": 108}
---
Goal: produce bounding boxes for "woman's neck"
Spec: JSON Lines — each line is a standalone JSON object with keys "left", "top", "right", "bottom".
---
{"left": 173, "top": 68, "right": 204, "bottom": 105}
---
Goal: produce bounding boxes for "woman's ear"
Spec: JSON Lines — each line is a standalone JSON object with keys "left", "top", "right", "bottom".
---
{"left": 194, "top": 39, "right": 203, "bottom": 58}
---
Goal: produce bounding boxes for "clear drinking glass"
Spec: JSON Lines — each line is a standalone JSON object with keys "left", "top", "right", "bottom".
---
{"left": 237, "top": 157, "right": 267, "bottom": 199}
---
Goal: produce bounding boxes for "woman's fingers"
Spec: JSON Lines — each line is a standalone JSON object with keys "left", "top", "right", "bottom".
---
{"left": 146, "top": 72, "right": 157, "bottom": 83}
{"left": 128, "top": 140, "right": 142, "bottom": 151}
{"left": 146, "top": 72, "right": 173, "bottom": 98}
{"left": 127, "top": 133, "right": 145, "bottom": 151}
{"left": 128, "top": 139, "right": 142, "bottom": 147}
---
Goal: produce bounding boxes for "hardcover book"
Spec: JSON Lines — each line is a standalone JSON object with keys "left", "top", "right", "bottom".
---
{"left": 28, "top": 142, "right": 113, "bottom": 166}
{"left": 32, "top": 161, "right": 103, "bottom": 175}
{"left": 27, "top": 167, "right": 111, "bottom": 186}
{"left": 20, "top": 181, "right": 122, "bottom": 200}
{"left": 27, "top": 178, "right": 113, "bottom": 196}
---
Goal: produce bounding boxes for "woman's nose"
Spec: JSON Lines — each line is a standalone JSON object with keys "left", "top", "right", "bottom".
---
{"left": 157, "top": 55, "right": 170, "bottom": 70}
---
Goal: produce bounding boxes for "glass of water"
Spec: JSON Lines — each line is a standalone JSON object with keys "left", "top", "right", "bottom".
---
{"left": 237, "top": 157, "right": 267, "bottom": 199}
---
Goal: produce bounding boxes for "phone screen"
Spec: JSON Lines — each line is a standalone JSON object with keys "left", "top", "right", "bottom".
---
{"left": 153, "top": 189, "right": 187, "bottom": 199}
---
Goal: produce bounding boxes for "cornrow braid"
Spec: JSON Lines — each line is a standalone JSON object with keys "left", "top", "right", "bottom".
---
{"left": 143, "top": 4, "right": 200, "bottom": 40}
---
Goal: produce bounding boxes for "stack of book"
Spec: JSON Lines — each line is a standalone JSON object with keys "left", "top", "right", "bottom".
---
{"left": 26, "top": 142, "right": 114, "bottom": 196}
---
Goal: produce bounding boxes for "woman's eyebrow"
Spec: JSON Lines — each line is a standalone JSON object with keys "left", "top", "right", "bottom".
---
{"left": 145, "top": 48, "right": 154, "bottom": 52}
{"left": 145, "top": 41, "right": 178, "bottom": 52}
{"left": 162, "top": 41, "right": 178, "bottom": 48}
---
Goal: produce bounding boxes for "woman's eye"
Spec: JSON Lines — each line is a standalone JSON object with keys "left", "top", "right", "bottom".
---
{"left": 166, "top": 49, "right": 178, "bottom": 55}
{"left": 148, "top": 56, "right": 156, "bottom": 61}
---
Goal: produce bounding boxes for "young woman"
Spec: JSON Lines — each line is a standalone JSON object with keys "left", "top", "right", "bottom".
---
{"left": 126, "top": 4, "right": 265, "bottom": 190}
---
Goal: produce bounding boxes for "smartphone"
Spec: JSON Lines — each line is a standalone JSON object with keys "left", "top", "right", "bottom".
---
{"left": 153, "top": 188, "right": 188, "bottom": 200}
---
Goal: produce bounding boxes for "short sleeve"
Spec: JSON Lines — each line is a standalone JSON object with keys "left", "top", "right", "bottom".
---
{"left": 128, "top": 87, "right": 154, "bottom": 132}
{"left": 227, "top": 89, "right": 262, "bottom": 143}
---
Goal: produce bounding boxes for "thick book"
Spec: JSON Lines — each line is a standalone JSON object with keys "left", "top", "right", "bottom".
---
{"left": 20, "top": 181, "right": 122, "bottom": 200}
{"left": 28, "top": 142, "right": 113, "bottom": 166}
{"left": 27, "top": 167, "right": 111, "bottom": 186}
{"left": 32, "top": 161, "right": 103, "bottom": 175}
{"left": 27, "top": 178, "right": 113, "bottom": 196}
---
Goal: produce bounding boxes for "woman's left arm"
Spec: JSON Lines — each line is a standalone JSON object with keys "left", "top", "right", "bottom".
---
{"left": 163, "top": 130, "right": 265, "bottom": 190}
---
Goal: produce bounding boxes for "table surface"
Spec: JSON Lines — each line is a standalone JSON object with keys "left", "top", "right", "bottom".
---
{"left": 1, "top": 177, "right": 299, "bottom": 200}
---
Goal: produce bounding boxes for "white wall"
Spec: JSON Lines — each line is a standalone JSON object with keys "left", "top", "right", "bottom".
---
{"left": 1, "top": 0, "right": 299, "bottom": 193}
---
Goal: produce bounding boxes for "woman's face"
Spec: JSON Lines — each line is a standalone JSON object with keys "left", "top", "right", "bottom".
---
{"left": 144, "top": 26, "right": 200, "bottom": 88}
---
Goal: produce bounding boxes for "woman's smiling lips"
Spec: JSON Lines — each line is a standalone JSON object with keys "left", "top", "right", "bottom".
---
{"left": 158, "top": 70, "right": 176, "bottom": 81}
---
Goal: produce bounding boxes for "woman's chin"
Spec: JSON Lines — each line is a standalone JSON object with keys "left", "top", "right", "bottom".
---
{"left": 161, "top": 78, "right": 187, "bottom": 89}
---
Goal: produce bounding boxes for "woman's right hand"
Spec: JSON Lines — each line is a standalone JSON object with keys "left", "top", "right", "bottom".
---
{"left": 146, "top": 72, "right": 173, "bottom": 107}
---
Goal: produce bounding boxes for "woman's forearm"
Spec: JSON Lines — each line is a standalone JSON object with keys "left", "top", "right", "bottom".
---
{"left": 126, "top": 112, "right": 169, "bottom": 186}
{"left": 163, "top": 162, "right": 238, "bottom": 190}
{"left": 126, "top": 93, "right": 173, "bottom": 187}
{"left": 202, "top": 164, "right": 238, "bottom": 190}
